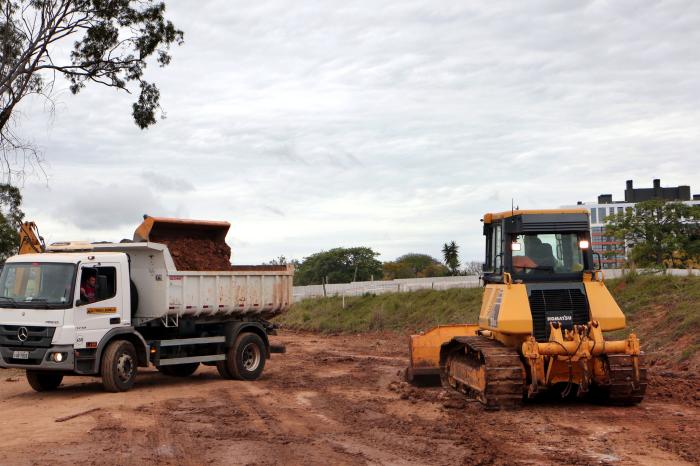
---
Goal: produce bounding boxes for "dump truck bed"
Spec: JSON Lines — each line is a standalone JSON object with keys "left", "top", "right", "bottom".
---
{"left": 165, "top": 266, "right": 293, "bottom": 320}
{"left": 91, "top": 243, "right": 293, "bottom": 324}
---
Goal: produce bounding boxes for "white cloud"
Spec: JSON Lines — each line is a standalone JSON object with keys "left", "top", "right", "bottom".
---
{"left": 13, "top": 0, "right": 700, "bottom": 264}
{"left": 141, "top": 171, "right": 195, "bottom": 192}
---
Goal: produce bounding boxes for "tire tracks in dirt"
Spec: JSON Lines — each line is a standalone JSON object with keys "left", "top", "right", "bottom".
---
{"left": 0, "top": 331, "right": 698, "bottom": 465}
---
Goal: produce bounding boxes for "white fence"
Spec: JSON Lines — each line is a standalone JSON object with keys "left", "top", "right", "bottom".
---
{"left": 293, "top": 276, "right": 481, "bottom": 300}
{"left": 600, "top": 268, "right": 700, "bottom": 279}
{"left": 292, "top": 268, "right": 700, "bottom": 301}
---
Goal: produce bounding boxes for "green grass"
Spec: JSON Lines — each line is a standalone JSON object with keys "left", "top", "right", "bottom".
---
{"left": 279, "top": 275, "right": 700, "bottom": 365}
{"left": 277, "top": 288, "right": 483, "bottom": 333}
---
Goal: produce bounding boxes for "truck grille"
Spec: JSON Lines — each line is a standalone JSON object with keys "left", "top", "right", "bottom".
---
{"left": 528, "top": 288, "right": 589, "bottom": 342}
{"left": 0, "top": 325, "right": 56, "bottom": 348}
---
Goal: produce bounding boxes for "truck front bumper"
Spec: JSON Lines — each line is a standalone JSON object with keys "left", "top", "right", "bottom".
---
{"left": 0, "top": 345, "right": 75, "bottom": 371}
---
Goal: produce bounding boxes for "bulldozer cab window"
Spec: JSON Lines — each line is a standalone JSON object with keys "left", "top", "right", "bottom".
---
{"left": 493, "top": 224, "right": 502, "bottom": 271}
{"left": 511, "top": 233, "right": 584, "bottom": 276}
{"left": 484, "top": 224, "right": 503, "bottom": 274}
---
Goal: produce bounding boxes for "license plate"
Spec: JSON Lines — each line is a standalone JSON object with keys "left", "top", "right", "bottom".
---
{"left": 12, "top": 351, "right": 29, "bottom": 360}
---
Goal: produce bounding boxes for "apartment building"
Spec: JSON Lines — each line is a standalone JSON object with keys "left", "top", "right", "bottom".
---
{"left": 564, "top": 179, "right": 700, "bottom": 269}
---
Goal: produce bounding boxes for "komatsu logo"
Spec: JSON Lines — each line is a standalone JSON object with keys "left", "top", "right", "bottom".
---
{"left": 546, "top": 315, "right": 572, "bottom": 322}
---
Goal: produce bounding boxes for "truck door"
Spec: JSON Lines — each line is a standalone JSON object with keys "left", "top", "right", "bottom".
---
{"left": 74, "top": 263, "right": 122, "bottom": 348}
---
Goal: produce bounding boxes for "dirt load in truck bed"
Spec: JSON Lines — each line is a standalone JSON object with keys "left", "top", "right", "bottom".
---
{"left": 150, "top": 235, "right": 289, "bottom": 272}
{"left": 136, "top": 216, "right": 235, "bottom": 271}
{"left": 155, "top": 236, "right": 233, "bottom": 271}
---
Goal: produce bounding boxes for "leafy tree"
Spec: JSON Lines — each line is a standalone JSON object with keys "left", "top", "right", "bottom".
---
{"left": 0, "top": 183, "right": 23, "bottom": 261}
{"left": 0, "top": 1, "right": 183, "bottom": 175}
{"left": 605, "top": 200, "right": 700, "bottom": 268}
{"left": 382, "top": 253, "right": 448, "bottom": 279}
{"left": 421, "top": 262, "right": 449, "bottom": 278}
{"left": 441, "top": 241, "right": 460, "bottom": 275}
{"left": 294, "top": 247, "right": 383, "bottom": 286}
{"left": 382, "top": 261, "right": 414, "bottom": 280}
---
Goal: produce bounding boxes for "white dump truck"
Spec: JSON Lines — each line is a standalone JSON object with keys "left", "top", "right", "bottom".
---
{"left": 0, "top": 217, "right": 293, "bottom": 392}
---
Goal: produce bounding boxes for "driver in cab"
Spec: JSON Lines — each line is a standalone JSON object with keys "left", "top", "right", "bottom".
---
{"left": 80, "top": 274, "right": 97, "bottom": 303}
{"left": 512, "top": 236, "right": 555, "bottom": 273}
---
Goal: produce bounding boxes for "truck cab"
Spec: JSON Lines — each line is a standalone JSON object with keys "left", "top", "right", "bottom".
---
{"left": 0, "top": 251, "right": 135, "bottom": 370}
{"left": 0, "top": 249, "right": 150, "bottom": 392}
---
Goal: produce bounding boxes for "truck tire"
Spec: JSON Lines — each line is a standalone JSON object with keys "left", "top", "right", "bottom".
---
{"left": 26, "top": 370, "right": 63, "bottom": 392}
{"left": 157, "top": 363, "right": 200, "bottom": 377}
{"left": 101, "top": 340, "right": 138, "bottom": 392}
{"left": 216, "top": 360, "right": 238, "bottom": 380}
{"left": 226, "top": 332, "right": 266, "bottom": 381}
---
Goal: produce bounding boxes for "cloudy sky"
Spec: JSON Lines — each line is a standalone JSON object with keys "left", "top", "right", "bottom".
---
{"left": 14, "top": 0, "right": 700, "bottom": 264}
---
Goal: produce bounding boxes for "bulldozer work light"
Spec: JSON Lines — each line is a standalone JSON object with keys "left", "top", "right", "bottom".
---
{"left": 579, "top": 240, "right": 590, "bottom": 249}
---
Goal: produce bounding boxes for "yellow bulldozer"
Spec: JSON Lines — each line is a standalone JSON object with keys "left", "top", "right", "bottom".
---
{"left": 406, "top": 209, "right": 646, "bottom": 408}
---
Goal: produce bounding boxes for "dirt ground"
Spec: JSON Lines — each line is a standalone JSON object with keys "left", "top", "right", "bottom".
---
{"left": 1, "top": 331, "right": 698, "bottom": 466}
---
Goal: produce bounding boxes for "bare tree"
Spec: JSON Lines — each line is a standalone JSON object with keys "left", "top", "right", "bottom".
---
{"left": 463, "top": 261, "right": 483, "bottom": 276}
{"left": 0, "top": 0, "right": 183, "bottom": 180}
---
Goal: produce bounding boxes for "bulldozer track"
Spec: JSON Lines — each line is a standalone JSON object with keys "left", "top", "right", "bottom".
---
{"left": 441, "top": 336, "right": 525, "bottom": 409}
{"left": 602, "top": 353, "right": 647, "bottom": 405}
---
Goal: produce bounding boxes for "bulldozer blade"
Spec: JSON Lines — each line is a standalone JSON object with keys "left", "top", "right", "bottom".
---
{"left": 406, "top": 324, "right": 480, "bottom": 386}
{"left": 133, "top": 216, "right": 231, "bottom": 243}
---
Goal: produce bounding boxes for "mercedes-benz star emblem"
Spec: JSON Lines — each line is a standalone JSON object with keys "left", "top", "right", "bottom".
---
{"left": 17, "top": 327, "right": 28, "bottom": 342}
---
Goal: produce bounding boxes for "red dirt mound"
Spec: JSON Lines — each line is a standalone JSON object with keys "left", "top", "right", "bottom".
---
{"left": 155, "top": 237, "right": 232, "bottom": 271}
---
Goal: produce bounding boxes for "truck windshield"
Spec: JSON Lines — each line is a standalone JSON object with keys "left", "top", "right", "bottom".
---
{"left": 0, "top": 263, "right": 75, "bottom": 308}
{"left": 511, "top": 233, "right": 585, "bottom": 276}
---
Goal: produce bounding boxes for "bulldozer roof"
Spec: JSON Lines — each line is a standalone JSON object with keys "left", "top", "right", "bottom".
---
{"left": 483, "top": 208, "right": 588, "bottom": 224}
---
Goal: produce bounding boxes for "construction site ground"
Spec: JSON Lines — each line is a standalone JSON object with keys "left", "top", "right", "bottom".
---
{"left": 1, "top": 331, "right": 698, "bottom": 466}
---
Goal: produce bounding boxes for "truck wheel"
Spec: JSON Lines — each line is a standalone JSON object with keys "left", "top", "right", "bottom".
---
{"left": 216, "top": 360, "right": 238, "bottom": 380}
{"left": 157, "top": 363, "right": 200, "bottom": 377}
{"left": 26, "top": 370, "right": 63, "bottom": 392}
{"left": 228, "top": 332, "right": 266, "bottom": 381}
{"left": 101, "top": 340, "right": 138, "bottom": 392}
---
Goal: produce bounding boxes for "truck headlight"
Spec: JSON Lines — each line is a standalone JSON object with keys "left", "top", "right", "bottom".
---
{"left": 50, "top": 352, "right": 66, "bottom": 362}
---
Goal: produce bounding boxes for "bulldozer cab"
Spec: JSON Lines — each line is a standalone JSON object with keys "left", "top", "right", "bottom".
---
{"left": 482, "top": 209, "right": 595, "bottom": 284}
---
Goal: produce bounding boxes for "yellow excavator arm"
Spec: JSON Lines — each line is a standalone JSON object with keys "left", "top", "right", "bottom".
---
{"left": 18, "top": 221, "right": 45, "bottom": 254}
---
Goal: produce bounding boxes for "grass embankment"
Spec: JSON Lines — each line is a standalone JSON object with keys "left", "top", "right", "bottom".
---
{"left": 278, "top": 288, "right": 483, "bottom": 334}
{"left": 609, "top": 274, "right": 700, "bottom": 365}
{"left": 277, "top": 275, "right": 700, "bottom": 366}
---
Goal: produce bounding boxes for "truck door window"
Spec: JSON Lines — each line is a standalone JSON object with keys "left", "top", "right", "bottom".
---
{"left": 79, "top": 266, "right": 117, "bottom": 304}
